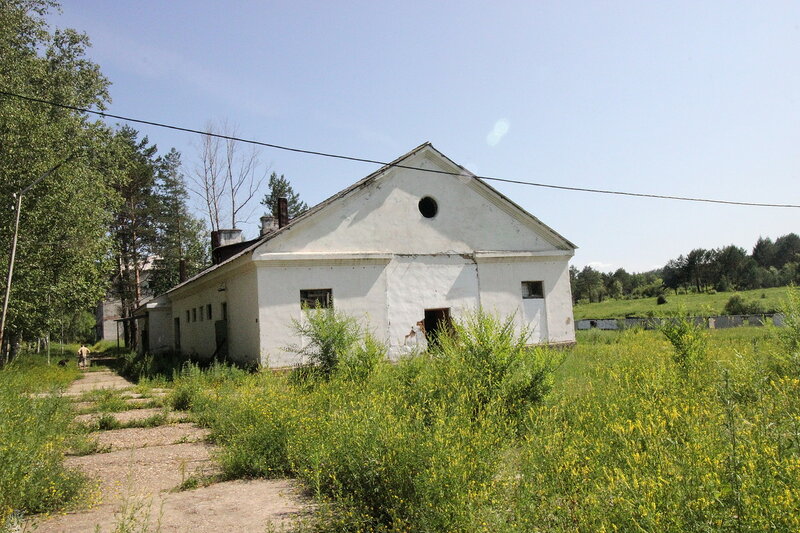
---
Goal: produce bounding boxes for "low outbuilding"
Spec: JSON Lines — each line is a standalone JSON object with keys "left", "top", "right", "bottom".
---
{"left": 138, "top": 143, "right": 577, "bottom": 367}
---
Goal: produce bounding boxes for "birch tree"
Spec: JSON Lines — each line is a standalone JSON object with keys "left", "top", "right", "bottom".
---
{"left": 191, "top": 121, "right": 266, "bottom": 232}
{"left": 0, "top": 0, "right": 118, "bottom": 359}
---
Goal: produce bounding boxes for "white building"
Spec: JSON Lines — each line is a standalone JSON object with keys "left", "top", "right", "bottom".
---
{"left": 139, "top": 143, "right": 577, "bottom": 368}
{"left": 96, "top": 255, "right": 158, "bottom": 343}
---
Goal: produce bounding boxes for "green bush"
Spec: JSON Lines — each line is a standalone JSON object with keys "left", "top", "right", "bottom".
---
{"left": 777, "top": 285, "right": 800, "bottom": 354}
{"left": 180, "top": 320, "right": 800, "bottom": 531}
{"left": 511, "top": 331, "right": 800, "bottom": 531}
{"left": 169, "top": 362, "right": 248, "bottom": 412}
{"left": 203, "top": 374, "right": 299, "bottom": 479}
{"left": 289, "top": 386, "right": 508, "bottom": 531}
{"left": 288, "top": 306, "right": 385, "bottom": 384}
{"left": 659, "top": 314, "right": 707, "bottom": 372}
{"left": 724, "top": 294, "right": 764, "bottom": 315}
{"left": 772, "top": 285, "right": 800, "bottom": 376}
{"left": 119, "top": 350, "right": 192, "bottom": 382}
{"left": 432, "top": 311, "right": 559, "bottom": 419}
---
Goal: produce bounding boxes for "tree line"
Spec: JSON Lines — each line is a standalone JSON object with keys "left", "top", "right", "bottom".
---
{"left": 0, "top": 1, "right": 307, "bottom": 357}
{"left": 571, "top": 233, "right": 800, "bottom": 304}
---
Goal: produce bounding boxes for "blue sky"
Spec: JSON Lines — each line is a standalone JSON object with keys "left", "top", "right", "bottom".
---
{"left": 48, "top": 1, "right": 799, "bottom": 272}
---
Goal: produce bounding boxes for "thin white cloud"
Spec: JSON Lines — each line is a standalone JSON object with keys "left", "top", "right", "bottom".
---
{"left": 486, "top": 118, "right": 510, "bottom": 146}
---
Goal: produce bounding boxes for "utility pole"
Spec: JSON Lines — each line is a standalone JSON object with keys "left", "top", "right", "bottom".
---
{"left": 0, "top": 155, "right": 77, "bottom": 360}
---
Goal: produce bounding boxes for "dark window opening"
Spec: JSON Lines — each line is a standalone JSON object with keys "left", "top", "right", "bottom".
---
{"left": 186, "top": 310, "right": 190, "bottom": 323}
{"left": 424, "top": 308, "right": 453, "bottom": 348}
{"left": 141, "top": 326, "right": 149, "bottom": 353}
{"left": 207, "top": 304, "right": 212, "bottom": 320}
{"left": 174, "top": 317, "right": 181, "bottom": 351}
{"left": 522, "top": 281, "right": 544, "bottom": 299}
{"left": 301, "top": 289, "right": 333, "bottom": 309}
{"left": 222, "top": 302, "right": 228, "bottom": 321}
{"left": 418, "top": 196, "right": 438, "bottom": 218}
{"left": 192, "top": 308, "right": 197, "bottom": 322}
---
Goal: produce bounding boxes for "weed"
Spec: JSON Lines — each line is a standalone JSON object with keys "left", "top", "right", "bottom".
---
{"left": 109, "top": 494, "right": 163, "bottom": 533}
{"left": 0, "top": 357, "right": 86, "bottom": 523}
{"left": 286, "top": 305, "right": 365, "bottom": 382}
{"left": 66, "top": 432, "right": 110, "bottom": 456}
{"left": 173, "top": 473, "right": 218, "bottom": 492}
{"left": 97, "top": 413, "right": 121, "bottom": 431}
{"left": 776, "top": 285, "right": 800, "bottom": 353}
{"left": 659, "top": 313, "right": 707, "bottom": 372}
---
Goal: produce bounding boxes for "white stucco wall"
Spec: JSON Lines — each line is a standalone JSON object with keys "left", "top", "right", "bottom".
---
{"left": 253, "top": 252, "right": 574, "bottom": 367}
{"left": 168, "top": 262, "right": 260, "bottom": 364}
{"left": 256, "top": 258, "right": 389, "bottom": 367}
{"left": 146, "top": 307, "right": 173, "bottom": 354}
{"left": 385, "top": 255, "right": 480, "bottom": 356}
{"left": 259, "top": 150, "right": 564, "bottom": 256}
{"left": 476, "top": 256, "right": 575, "bottom": 344}
{"left": 225, "top": 268, "right": 260, "bottom": 363}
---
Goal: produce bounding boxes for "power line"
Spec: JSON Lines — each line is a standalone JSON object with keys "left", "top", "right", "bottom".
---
{"left": 2, "top": 88, "right": 798, "bottom": 209}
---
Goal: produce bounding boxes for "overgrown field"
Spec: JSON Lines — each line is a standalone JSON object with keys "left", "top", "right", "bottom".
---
{"left": 573, "top": 285, "right": 787, "bottom": 320}
{"left": 4, "top": 298, "right": 800, "bottom": 531}
{"left": 168, "top": 303, "right": 800, "bottom": 531}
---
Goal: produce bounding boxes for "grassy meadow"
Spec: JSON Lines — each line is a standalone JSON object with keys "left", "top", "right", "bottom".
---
{"left": 3, "top": 295, "right": 800, "bottom": 531}
{"left": 573, "top": 285, "right": 787, "bottom": 320}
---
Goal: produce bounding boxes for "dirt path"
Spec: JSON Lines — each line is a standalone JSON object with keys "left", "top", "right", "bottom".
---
{"left": 30, "top": 370, "right": 308, "bottom": 532}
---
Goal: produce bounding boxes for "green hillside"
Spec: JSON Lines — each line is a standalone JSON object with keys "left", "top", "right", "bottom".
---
{"left": 573, "top": 286, "right": 789, "bottom": 320}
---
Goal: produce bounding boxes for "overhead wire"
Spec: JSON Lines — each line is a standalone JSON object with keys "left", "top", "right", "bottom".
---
{"left": 2, "top": 88, "right": 798, "bottom": 209}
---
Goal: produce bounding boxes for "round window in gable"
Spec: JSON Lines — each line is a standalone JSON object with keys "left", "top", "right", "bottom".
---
{"left": 418, "top": 196, "right": 438, "bottom": 218}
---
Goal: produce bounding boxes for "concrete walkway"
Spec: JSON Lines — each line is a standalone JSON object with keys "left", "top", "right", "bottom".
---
{"left": 30, "top": 369, "right": 308, "bottom": 532}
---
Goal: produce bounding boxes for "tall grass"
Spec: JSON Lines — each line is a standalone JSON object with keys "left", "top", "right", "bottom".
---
{"left": 509, "top": 328, "right": 799, "bottom": 531}
{"left": 0, "top": 354, "right": 85, "bottom": 526}
{"left": 171, "top": 297, "right": 800, "bottom": 531}
{"left": 173, "top": 311, "right": 562, "bottom": 530}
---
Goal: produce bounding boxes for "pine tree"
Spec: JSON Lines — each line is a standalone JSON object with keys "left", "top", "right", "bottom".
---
{"left": 108, "top": 127, "right": 161, "bottom": 348}
{"left": 149, "top": 149, "right": 209, "bottom": 296}
{"left": 260, "top": 172, "right": 308, "bottom": 219}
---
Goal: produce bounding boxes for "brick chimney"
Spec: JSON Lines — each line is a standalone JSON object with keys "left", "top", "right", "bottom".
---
{"left": 211, "top": 229, "right": 243, "bottom": 250}
{"left": 210, "top": 229, "right": 244, "bottom": 264}
{"left": 260, "top": 215, "right": 278, "bottom": 236}
{"left": 278, "top": 197, "right": 289, "bottom": 228}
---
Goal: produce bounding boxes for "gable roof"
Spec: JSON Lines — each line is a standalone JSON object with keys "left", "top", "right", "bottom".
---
{"left": 165, "top": 142, "right": 575, "bottom": 296}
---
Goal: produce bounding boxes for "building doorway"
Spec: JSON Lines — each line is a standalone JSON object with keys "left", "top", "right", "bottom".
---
{"left": 214, "top": 320, "right": 228, "bottom": 359}
{"left": 424, "top": 308, "right": 453, "bottom": 347}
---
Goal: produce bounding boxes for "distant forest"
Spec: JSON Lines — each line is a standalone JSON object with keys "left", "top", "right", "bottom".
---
{"left": 570, "top": 233, "right": 800, "bottom": 304}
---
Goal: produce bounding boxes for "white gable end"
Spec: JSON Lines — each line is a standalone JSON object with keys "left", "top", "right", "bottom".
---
{"left": 148, "top": 143, "right": 575, "bottom": 368}
{"left": 254, "top": 148, "right": 572, "bottom": 256}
